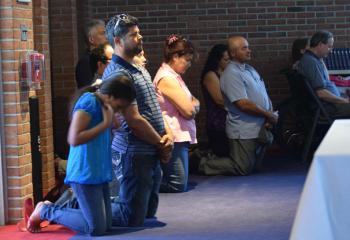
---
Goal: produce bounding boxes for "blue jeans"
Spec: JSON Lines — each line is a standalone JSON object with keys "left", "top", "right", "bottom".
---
{"left": 40, "top": 183, "right": 111, "bottom": 236}
{"left": 160, "top": 142, "right": 190, "bottom": 193}
{"left": 111, "top": 150, "right": 161, "bottom": 227}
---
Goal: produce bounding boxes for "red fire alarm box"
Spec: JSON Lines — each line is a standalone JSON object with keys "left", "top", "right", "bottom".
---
{"left": 21, "top": 51, "right": 45, "bottom": 89}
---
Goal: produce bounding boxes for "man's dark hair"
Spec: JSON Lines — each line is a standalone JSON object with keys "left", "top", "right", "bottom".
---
{"left": 310, "top": 30, "right": 333, "bottom": 48}
{"left": 105, "top": 14, "right": 139, "bottom": 48}
{"left": 83, "top": 19, "right": 105, "bottom": 47}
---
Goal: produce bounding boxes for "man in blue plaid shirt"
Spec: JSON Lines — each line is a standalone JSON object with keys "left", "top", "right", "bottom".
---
{"left": 102, "top": 13, "right": 173, "bottom": 227}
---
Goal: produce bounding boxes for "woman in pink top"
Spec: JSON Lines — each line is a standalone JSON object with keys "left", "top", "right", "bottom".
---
{"left": 153, "top": 34, "right": 199, "bottom": 192}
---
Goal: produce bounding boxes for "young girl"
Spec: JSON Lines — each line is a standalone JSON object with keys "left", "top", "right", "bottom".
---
{"left": 27, "top": 73, "right": 136, "bottom": 236}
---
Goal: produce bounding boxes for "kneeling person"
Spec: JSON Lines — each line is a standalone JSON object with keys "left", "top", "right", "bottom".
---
{"left": 200, "top": 36, "right": 277, "bottom": 176}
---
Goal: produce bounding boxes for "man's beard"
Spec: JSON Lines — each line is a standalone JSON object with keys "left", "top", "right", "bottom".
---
{"left": 125, "top": 44, "right": 143, "bottom": 58}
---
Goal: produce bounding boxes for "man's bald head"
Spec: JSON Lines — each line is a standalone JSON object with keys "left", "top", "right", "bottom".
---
{"left": 227, "top": 36, "right": 251, "bottom": 63}
{"left": 228, "top": 36, "right": 246, "bottom": 50}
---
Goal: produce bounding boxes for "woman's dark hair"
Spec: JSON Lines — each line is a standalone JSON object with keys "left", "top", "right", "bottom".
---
{"left": 201, "top": 44, "right": 228, "bottom": 80}
{"left": 99, "top": 73, "right": 136, "bottom": 101}
{"left": 69, "top": 72, "right": 136, "bottom": 118}
{"left": 164, "top": 34, "right": 195, "bottom": 63}
{"left": 90, "top": 43, "right": 111, "bottom": 75}
{"left": 291, "top": 38, "right": 309, "bottom": 62}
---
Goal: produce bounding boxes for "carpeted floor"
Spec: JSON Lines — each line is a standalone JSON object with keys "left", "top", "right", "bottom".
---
{"left": 71, "top": 155, "right": 307, "bottom": 240}
{"left": 0, "top": 155, "right": 307, "bottom": 240}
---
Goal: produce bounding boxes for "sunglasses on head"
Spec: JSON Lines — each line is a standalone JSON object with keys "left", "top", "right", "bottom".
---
{"left": 114, "top": 14, "right": 130, "bottom": 32}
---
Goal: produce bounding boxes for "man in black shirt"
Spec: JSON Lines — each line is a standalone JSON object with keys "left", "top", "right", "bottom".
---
{"left": 75, "top": 19, "right": 107, "bottom": 88}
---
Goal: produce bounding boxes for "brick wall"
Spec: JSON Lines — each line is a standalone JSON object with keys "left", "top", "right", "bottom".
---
{"left": 88, "top": 0, "right": 350, "bottom": 140}
{"left": 50, "top": 0, "right": 350, "bottom": 143}
{"left": 0, "top": 0, "right": 34, "bottom": 223}
{"left": 49, "top": 0, "right": 79, "bottom": 97}
{"left": 76, "top": 0, "right": 94, "bottom": 55}
{"left": 0, "top": 0, "right": 54, "bottom": 223}
{"left": 49, "top": 0, "right": 80, "bottom": 158}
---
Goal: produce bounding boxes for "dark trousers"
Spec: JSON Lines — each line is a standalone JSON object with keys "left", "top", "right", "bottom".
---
{"left": 207, "top": 129, "right": 230, "bottom": 157}
{"left": 322, "top": 101, "right": 350, "bottom": 119}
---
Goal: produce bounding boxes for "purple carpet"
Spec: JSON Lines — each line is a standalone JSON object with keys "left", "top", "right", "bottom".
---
{"left": 71, "top": 156, "right": 307, "bottom": 240}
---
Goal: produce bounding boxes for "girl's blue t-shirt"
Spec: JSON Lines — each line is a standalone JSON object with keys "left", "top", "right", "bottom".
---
{"left": 65, "top": 92, "right": 113, "bottom": 185}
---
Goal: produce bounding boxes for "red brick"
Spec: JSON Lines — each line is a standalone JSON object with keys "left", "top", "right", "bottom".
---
{"left": 7, "top": 208, "right": 22, "bottom": 220}
{"left": 7, "top": 184, "right": 32, "bottom": 199}
{"left": 7, "top": 174, "right": 32, "bottom": 186}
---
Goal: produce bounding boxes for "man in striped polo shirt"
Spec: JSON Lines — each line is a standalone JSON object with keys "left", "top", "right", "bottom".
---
{"left": 103, "top": 14, "right": 173, "bottom": 227}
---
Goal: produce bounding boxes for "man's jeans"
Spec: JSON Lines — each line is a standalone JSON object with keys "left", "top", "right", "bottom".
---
{"left": 40, "top": 183, "right": 111, "bottom": 236}
{"left": 111, "top": 150, "right": 161, "bottom": 227}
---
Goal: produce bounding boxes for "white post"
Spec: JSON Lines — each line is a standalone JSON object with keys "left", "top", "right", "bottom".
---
{"left": 0, "top": 50, "right": 8, "bottom": 225}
